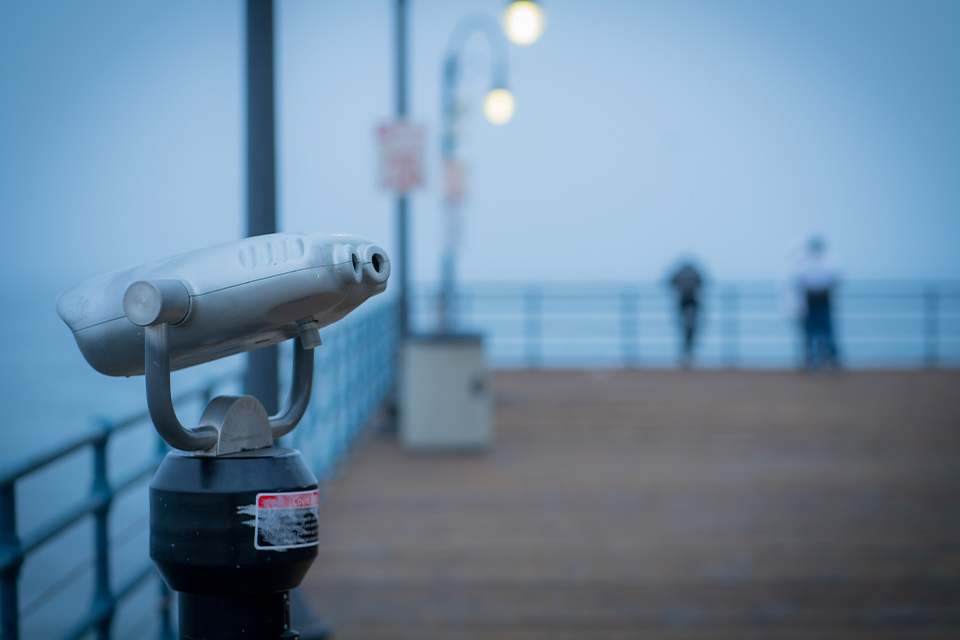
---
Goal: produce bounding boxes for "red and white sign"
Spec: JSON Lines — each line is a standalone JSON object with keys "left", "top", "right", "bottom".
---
{"left": 257, "top": 491, "right": 319, "bottom": 510}
{"left": 254, "top": 489, "right": 319, "bottom": 550}
{"left": 377, "top": 121, "right": 425, "bottom": 193}
{"left": 444, "top": 159, "right": 467, "bottom": 203}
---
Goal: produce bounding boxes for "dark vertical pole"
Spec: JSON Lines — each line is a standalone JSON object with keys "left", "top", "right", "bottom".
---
{"left": 245, "top": 0, "right": 279, "bottom": 413}
{"left": 438, "top": 56, "right": 458, "bottom": 333}
{"left": 395, "top": 0, "right": 410, "bottom": 338}
{"left": 620, "top": 287, "right": 639, "bottom": 368}
{"left": 462, "top": 287, "right": 473, "bottom": 329}
{"left": 91, "top": 436, "right": 114, "bottom": 640}
{"left": 723, "top": 287, "right": 739, "bottom": 368}
{"left": 925, "top": 285, "right": 939, "bottom": 369}
{"left": 525, "top": 287, "right": 541, "bottom": 368}
{"left": 0, "top": 484, "right": 21, "bottom": 640}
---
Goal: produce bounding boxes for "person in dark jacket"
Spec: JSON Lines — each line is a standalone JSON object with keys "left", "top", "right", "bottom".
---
{"left": 669, "top": 261, "right": 704, "bottom": 367}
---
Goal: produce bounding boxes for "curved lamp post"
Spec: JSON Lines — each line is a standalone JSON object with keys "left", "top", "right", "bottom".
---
{"left": 437, "top": 3, "right": 544, "bottom": 332}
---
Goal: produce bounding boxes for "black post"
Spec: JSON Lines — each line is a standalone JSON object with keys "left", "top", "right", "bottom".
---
{"left": 0, "top": 485, "right": 21, "bottom": 640}
{"left": 245, "top": 0, "right": 279, "bottom": 413}
{"left": 91, "top": 437, "right": 114, "bottom": 640}
{"left": 525, "top": 287, "right": 541, "bottom": 368}
{"left": 925, "top": 285, "right": 939, "bottom": 368}
{"left": 150, "top": 451, "right": 319, "bottom": 640}
{"left": 395, "top": 0, "right": 410, "bottom": 338}
{"left": 723, "top": 287, "right": 739, "bottom": 368}
{"left": 620, "top": 287, "right": 639, "bottom": 368}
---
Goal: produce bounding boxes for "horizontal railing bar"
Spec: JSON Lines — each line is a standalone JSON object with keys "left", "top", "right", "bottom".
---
{"left": 460, "top": 312, "right": 672, "bottom": 321}
{"left": 114, "top": 563, "right": 159, "bottom": 605}
{"left": 0, "top": 374, "right": 235, "bottom": 488}
{"left": 416, "top": 289, "right": 960, "bottom": 299}
{"left": 488, "top": 335, "right": 959, "bottom": 347}
{"left": 19, "top": 550, "right": 93, "bottom": 621}
{"left": 7, "top": 455, "right": 164, "bottom": 572}
{"left": 429, "top": 311, "right": 960, "bottom": 324}
{"left": 50, "top": 563, "right": 158, "bottom": 640}
{"left": 0, "top": 424, "right": 107, "bottom": 490}
{"left": 45, "top": 504, "right": 163, "bottom": 640}
{"left": 17, "top": 493, "right": 108, "bottom": 560}
{"left": 58, "top": 596, "right": 112, "bottom": 640}
{"left": 20, "top": 510, "right": 151, "bottom": 622}
{"left": 417, "top": 292, "right": 960, "bottom": 303}
{"left": 112, "top": 454, "right": 166, "bottom": 496}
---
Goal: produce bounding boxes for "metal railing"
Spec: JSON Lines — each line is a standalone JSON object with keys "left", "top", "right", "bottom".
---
{"left": 0, "top": 382, "right": 222, "bottom": 640}
{"left": 0, "top": 299, "right": 398, "bottom": 640}
{"left": 283, "top": 300, "right": 400, "bottom": 477}
{"left": 412, "top": 281, "right": 960, "bottom": 369}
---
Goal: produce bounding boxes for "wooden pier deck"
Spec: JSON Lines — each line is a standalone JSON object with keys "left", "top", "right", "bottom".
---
{"left": 298, "top": 370, "right": 960, "bottom": 639}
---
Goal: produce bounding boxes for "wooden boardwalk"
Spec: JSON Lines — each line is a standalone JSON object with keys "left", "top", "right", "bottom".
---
{"left": 298, "top": 370, "right": 960, "bottom": 639}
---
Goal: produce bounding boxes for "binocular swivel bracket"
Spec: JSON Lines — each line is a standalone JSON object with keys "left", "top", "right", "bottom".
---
{"left": 124, "top": 279, "right": 316, "bottom": 457}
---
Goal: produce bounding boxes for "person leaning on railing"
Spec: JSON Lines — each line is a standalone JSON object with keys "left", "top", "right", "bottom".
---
{"left": 669, "top": 260, "right": 705, "bottom": 368}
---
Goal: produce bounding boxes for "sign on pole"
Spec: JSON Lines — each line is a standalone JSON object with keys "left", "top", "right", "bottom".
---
{"left": 377, "top": 121, "right": 425, "bottom": 194}
{"left": 444, "top": 159, "right": 467, "bottom": 203}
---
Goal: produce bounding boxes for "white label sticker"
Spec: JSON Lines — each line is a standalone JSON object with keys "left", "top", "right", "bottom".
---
{"left": 254, "top": 490, "right": 319, "bottom": 550}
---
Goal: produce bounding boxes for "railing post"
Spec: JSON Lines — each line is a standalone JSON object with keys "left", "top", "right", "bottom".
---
{"left": 1, "top": 483, "right": 21, "bottom": 640}
{"left": 723, "top": 287, "right": 739, "bottom": 368}
{"left": 620, "top": 287, "right": 639, "bottom": 368}
{"left": 524, "top": 286, "right": 541, "bottom": 368}
{"left": 461, "top": 288, "right": 473, "bottom": 330}
{"left": 925, "top": 285, "right": 939, "bottom": 369}
{"left": 91, "top": 427, "right": 114, "bottom": 639}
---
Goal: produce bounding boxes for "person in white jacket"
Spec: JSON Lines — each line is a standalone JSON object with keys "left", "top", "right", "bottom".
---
{"left": 792, "top": 236, "right": 842, "bottom": 371}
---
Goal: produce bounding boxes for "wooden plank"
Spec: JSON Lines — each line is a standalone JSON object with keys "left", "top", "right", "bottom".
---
{"left": 298, "top": 371, "right": 960, "bottom": 639}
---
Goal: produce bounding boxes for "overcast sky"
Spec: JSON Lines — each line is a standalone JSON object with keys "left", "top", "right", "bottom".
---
{"left": 2, "top": 0, "right": 959, "bottom": 301}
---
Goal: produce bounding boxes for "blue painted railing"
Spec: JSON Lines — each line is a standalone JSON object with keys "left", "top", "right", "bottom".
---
{"left": 0, "top": 299, "right": 398, "bottom": 640}
{"left": 411, "top": 281, "right": 960, "bottom": 369}
{"left": 0, "top": 384, "right": 220, "bottom": 640}
{"left": 283, "top": 300, "right": 400, "bottom": 477}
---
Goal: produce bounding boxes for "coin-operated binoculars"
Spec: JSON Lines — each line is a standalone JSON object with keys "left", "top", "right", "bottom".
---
{"left": 57, "top": 232, "right": 390, "bottom": 640}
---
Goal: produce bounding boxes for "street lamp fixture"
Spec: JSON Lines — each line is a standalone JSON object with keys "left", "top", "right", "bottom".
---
{"left": 503, "top": 0, "right": 546, "bottom": 45}
{"left": 483, "top": 87, "right": 516, "bottom": 124}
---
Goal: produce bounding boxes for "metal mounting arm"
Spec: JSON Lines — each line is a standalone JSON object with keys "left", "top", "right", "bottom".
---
{"left": 145, "top": 323, "right": 220, "bottom": 451}
{"left": 269, "top": 335, "right": 315, "bottom": 439}
{"left": 124, "top": 279, "right": 219, "bottom": 451}
{"left": 128, "top": 279, "right": 318, "bottom": 453}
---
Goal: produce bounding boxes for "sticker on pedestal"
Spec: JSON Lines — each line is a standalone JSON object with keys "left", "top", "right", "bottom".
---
{"left": 251, "top": 489, "right": 319, "bottom": 550}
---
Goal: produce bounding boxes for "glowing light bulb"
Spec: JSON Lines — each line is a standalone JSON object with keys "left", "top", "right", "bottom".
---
{"left": 483, "top": 88, "right": 515, "bottom": 124}
{"left": 503, "top": 1, "right": 545, "bottom": 45}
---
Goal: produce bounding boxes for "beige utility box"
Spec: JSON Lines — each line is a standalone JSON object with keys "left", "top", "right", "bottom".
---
{"left": 400, "top": 335, "right": 491, "bottom": 451}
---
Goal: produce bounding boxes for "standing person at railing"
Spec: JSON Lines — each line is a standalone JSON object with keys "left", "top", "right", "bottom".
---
{"left": 793, "top": 236, "right": 843, "bottom": 373}
{"left": 669, "top": 260, "right": 704, "bottom": 368}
